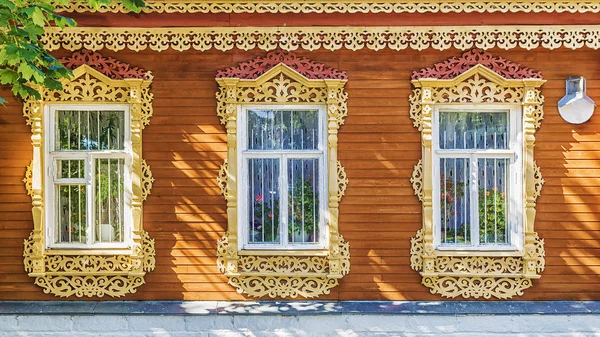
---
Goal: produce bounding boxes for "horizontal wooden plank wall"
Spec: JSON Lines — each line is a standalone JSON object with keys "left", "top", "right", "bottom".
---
{"left": 0, "top": 48, "right": 598, "bottom": 301}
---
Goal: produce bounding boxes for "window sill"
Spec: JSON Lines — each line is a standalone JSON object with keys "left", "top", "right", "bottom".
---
{"left": 238, "top": 249, "right": 329, "bottom": 256}
{"left": 45, "top": 248, "right": 133, "bottom": 255}
{"left": 420, "top": 272, "right": 541, "bottom": 279}
{"left": 435, "top": 247, "right": 523, "bottom": 257}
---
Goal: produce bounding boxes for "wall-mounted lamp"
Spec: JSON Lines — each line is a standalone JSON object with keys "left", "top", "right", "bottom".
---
{"left": 558, "top": 76, "right": 595, "bottom": 124}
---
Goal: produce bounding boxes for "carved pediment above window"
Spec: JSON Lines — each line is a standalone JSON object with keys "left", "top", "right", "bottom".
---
{"left": 411, "top": 49, "right": 543, "bottom": 81}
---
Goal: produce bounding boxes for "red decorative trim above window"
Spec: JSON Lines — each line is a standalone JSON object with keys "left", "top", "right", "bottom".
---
{"left": 411, "top": 49, "right": 543, "bottom": 80}
{"left": 216, "top": 50, "right": 348, "bottom": 80}
{"left": 60, "top": 50, "right": 151, "bottom": 80}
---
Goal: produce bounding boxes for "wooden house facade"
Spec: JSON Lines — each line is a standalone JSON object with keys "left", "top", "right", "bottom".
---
{"left": 1, "top": 1, "right": 599, "bottom": 312}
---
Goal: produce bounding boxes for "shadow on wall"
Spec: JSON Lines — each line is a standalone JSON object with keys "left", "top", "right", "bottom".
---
{"left": 133, "top": 50, "right": 234, "bottom": 300}
{"left": 526, "top": 72, "right": 600, "bottom": 300}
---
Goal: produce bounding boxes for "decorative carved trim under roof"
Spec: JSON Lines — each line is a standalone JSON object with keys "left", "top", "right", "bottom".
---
{"left": 60, "top": 50, "right": 152, "bottom": 80}
{"left": 216, "top": 50, "right": 348, "bottom": 80}
{"left": 411, "top": 49, "right": 544, "bottom": 80}
{"left": 44, "top": 26, "right": 600, "bottom": 53}
{"left": 56, "top": 1, "right": 600, "bottom": 14}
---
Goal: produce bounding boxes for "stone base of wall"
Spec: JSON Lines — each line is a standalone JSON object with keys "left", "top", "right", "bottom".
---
{"left": 1, "top": 301, "right": 599, "bottom": 337}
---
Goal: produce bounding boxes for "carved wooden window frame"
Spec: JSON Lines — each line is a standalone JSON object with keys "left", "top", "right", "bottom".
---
{"left": 215, "top": 51, "right": 350, "bottom": 298}
{"left": 22, "top": 50, "right": 156, "bottom": 298}
{"left": 409, "top": 49, "right": 546, "bottom": 299}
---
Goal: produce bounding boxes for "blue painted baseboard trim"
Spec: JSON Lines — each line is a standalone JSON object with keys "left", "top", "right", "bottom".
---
{"left": 0, "top": 301, "right": 599, "bottom": 316}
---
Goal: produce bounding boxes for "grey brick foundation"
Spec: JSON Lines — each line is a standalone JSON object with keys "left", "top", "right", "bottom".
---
{"left": 0, "top": 301, "right": 599, "bottom": 337}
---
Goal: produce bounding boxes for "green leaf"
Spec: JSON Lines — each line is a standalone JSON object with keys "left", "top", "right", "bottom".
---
{"left": 31, "top": 7, "right": 47, "bottom": 27}
{"left": 43, "top": 77, "right": 63, "bottom": 91}
{"left": 0, "top": 0, "right": 16, "bottom": 11}
{"left": 17, "top": 62, "right": 44, "bottom": 83}
{"left": 0, "top": 0, "right": 147, "bottom": 104}
{"left": 0, "top": 97, "right": 6, "bottom": 106}
{"left": 0, "top": 68, "right": 19, "bottom": 84}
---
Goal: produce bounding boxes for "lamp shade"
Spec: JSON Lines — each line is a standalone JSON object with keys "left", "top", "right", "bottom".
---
{"left": 558, "top": 76, "right": 595, "bottom": 124}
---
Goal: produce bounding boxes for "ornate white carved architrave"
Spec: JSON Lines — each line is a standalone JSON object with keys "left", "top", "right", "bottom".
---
{"left": 215, "top": 51, "right": 350, "bottom": 298}
{"left": 408, "top": 49, "right": 546, "bottom": 299}
{"left": 22, "top": 50, "right": 156, "bottom": 298}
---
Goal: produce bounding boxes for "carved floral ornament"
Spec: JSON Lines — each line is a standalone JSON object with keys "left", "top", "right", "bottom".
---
{"left": 22, "top": 50, "right": 156, "bottom": 298}
{"left": 215, "top": 51, "right": 350, "bottom": 298}
{"left": 57, "top": 0, "right": 600, "bottom": 14}
{"left": 42, "top": 26, "right": 600, "bottom": 53}
{"left": 408, "top": 49, "right": 546, "bottom": 299}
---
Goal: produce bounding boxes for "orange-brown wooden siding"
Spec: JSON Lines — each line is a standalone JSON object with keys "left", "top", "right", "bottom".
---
{"left": 0, "top": 48, "right": 599, "bottom": 301}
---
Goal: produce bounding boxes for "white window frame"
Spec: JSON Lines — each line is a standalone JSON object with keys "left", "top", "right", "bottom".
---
{"left": 45, "top": 104, "right": 133, "bottom": 250}
{"left": 238, "top": 104, "right": 329, "bottom": 251}
{"left": 432, "top": 104, "right": 523, "bottom": 252}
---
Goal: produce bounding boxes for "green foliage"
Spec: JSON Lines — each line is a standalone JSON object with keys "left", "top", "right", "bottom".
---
{"left": 252, "top": 192, "right": 280, "bottom": 243}
{"left": 289, "top": 178, "right": 318, "bottom": 242}
{"left": 251, "top": 177, "right": 319, "bottom": 244}
{"left": 0, "top": 0, "right": 145, "bottom": 104}
{"left": 478, "top": 187, "right": 507, "bottom": 243}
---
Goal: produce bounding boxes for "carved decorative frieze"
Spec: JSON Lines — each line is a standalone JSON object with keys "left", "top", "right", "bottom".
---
{"left": 217, "top": 234, "right": 350, "bottom": 298}
{"left": 410, "top": 228, "right": 545, "bottom": 299}
{"left": 43, "top": 26, "right": 600, "bottom": 53}
{"left": 411, "top": 49, "right": 543, "bottom": 80}
{"left": 60, "top": 50, "right": 152, "bottom": 80}
{"left": 215, "top": 52, "right": 350, "bottom": 298}
{"left": 409, "top": 50, "right": 546, "bottom": 299}
{"left": 57, "top": 1, "right": 600, "bottom": 14}
{"left": 434, "top": 73, "right": 525, "bottom": 104}
{"left": 217, "top": 50, "right": 348, "bottom": 80}
{"left": 421, "top": 276, "right": 534, "bottom": 299}
{"left": 22, "top": 51, "right": 155, "bottom": 298}
{"left": 24, "top": 231, "right": 156, "bottom": 298}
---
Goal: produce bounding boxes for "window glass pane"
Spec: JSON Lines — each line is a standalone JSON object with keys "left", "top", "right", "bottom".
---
{"left": 288, "top": 159, "right": 319, "bottom": 244}
{"left": 94, "top": 158, "right": 125, "bottom": 243}
{"left": 440, "top": 158, "right": 471, "bottom": 245}
{"left": 56, "top": 110, "right": 125, "bottom": 151}
{"left": 247, "top": 110, "right": 319, "bottom": 150}
{"left": 248, "top": 158, "right": 280, "bottom": 244}
{"left": 439, "top": 111, "right": 508, "bottom": 150}
{"left": 56, "top": 184, "right": 86, "bottom": 243}
{"left": 57, "top": 159, "right": 84, "bottom": 179}
{"left": 478, "top": 158, "right": 509, "bottom": 245}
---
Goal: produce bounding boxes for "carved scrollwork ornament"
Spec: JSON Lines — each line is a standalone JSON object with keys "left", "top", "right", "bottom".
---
{"left": 410, "top": 159, "right": 423, "bottom": 202}
{"left": 57, "top": 1, "right": 600, "bottom": 15}
{"left": 422, "top": 276, "right": 534, "bottom": 299}
{"left": 216, "top": 161, "right": 229, "bottom": 198}
{"left": 22, "top": 50, "right": 155, "bottom": 298}
{"left": 408, "top": 89, "right": 423, "bottom": 131}
{"left": 42, "top": 26, "right": 600, "bottom": 53}
{"left": 23, "top": 161, "right": 33, "bottom": 197}
{"left": 533, "top": 162, "right": 545, "bottom": 201}
{"left": 215, "top": 52, "right": 350, "bottom": 298}
{"left": 336, "top": 161, "right": 349, "bottom": 202}
{"left": 408, "top": 49, "right": 546, "bottom": 299}
{"left": 141, "top": 159, "right": 155, "bottom": 201}
{"left": 410, "top": 228, "right": 425, "bottom": 271}
{"left": 23, "top": 231, "right": 156, "bottom": 298}
{"left": 217, "top": 234, "right": 350, "bottom": 298}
